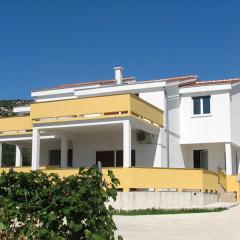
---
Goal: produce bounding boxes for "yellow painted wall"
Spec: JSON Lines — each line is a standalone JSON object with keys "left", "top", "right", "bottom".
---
{"left": 0, "top": 94, "right": 163, "bottom": 135}
{"left": 0, "top": 167, "right": 218, "bottom": 192}
{"left": 130, "top": 95, "right": 163, "bottom": 127}
{"left": 31, "top": 94, "right": 131, "bottom": 120}
{"left": 30, "top": 94, "right": 164, "bottom": 127}
{"left": 0, "top": 116, "right": 32, "bottom": 133}
{"left": 218, "top": 169, "right": 240, "bottom": 202}
{"left": 102, "top": 167, "right": 218, "bottom": 192}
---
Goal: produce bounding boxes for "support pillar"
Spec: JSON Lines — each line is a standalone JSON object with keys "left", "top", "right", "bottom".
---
{"left": 225, "top": 143, "right": 233, "bottom": 175}
{"left": 15, "top": 145, "right": 22, "bottom": 167}
{"left": 61, "top": 136, "right": 68, "bottom": 168}
{"left": 123, "top": 120, "right": 131, "bottom": 167}
{"left": 32, "top": 128, "right": 40, "bottom": 170}
{"left": 0, "top": 143, "right": 2, "bottom": 167}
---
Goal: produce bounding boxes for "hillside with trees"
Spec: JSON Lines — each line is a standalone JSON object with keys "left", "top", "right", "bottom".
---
{"left": 0, "top": 100, "right": 31, "bottom": 117}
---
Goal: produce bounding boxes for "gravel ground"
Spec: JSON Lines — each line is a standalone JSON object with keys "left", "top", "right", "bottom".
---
{"left": 114, "top": 205, "right": 240, "bottom": 240}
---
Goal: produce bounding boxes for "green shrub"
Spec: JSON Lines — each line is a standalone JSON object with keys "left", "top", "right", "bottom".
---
{"left": 0, "top": 167, "right": 120, "bottom": 240}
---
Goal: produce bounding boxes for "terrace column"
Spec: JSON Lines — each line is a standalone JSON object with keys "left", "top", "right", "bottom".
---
{"left": 123, "top": 120, "right": 131, "bottom": 167}
{"left": 15, "top": 145, "right": 22, "bottom": 167}
{"left": 32, "top": 128, "right": 40, "bottom": 170}
{"left": 60, "top": 136, "right": 68, "bottom": 168}
{"left": 0, "top": 143, "right": 2, "bottom": 167}
{"left": 225, "top": 143, "right": 233, "bottom": 175}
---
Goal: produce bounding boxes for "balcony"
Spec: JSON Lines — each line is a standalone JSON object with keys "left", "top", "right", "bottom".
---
{"left": 31, "top": 94, "right": 163, "bottom": 127}
{"left": 0, "top": 116, "right": 32, "bottom": 136}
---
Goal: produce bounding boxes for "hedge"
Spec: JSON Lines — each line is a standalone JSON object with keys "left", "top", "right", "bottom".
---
{"left": 0, "top": 167, "right": 121, "bottom": 240}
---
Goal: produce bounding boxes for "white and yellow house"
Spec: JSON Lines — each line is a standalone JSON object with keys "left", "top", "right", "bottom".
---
{"left": 0, "top": 67, "right": 240, "bottom": 205}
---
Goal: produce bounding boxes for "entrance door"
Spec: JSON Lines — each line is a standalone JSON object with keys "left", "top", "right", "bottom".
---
{"left": 96, "top": 151, "right": 114, "bottom": 167}
{"left": 193, "top": 150, "right": 208, "bottom": 169}
{"left": 116, "top": 150, "right": 136, "bottom": 167}
{"left": 49, "top": 150, "right": 61, "bottom": 166}
{"left": 49, "top": 149, "right": 73, "bottom": 167}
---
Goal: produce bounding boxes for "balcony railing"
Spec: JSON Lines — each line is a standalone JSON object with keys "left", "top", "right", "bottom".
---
{"left": 31, "top": 94, "right": 163, "bottom": 127}
{"left": 0, "top": 116, "right": 32, "bottom": 136}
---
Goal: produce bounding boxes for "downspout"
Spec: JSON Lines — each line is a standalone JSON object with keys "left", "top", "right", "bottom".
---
{"left": 164, "top": 88, "right": 170, "bottom": 168}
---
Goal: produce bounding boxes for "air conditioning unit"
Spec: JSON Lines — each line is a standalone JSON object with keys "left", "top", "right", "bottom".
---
{"left": 136, "top": 131, "right": 153, "bottom": 144}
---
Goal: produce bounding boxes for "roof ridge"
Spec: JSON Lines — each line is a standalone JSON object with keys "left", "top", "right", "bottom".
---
{"left": 196, "top": 78, "right": 240, "bottom": 83}
{"left": 59, "top": 77, "right": 135, "bottom": 88}
{"left": 181, "top": 77, "right": 240, "bottom": 88}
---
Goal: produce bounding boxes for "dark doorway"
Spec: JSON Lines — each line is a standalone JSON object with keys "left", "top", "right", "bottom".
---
{"left": 116, "top": 150, "right": 136, "bottom": 167}
{"left": 193, "top": 150, "right": 208, "bottom": 169}
{"left": 49, "top": 149, "right": 73, "bottom": 167}
{"left": 96, "top": 151, "right": 115, "bottom": 167}
{"left": 68, "top": 149, "right": 73, "bottom": 167}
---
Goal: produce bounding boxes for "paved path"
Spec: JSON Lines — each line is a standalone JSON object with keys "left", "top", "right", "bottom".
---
{"left": 114, "top": 205, "right": 240, "bottom": 240}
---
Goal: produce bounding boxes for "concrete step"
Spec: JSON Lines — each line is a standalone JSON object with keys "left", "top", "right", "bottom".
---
{"left": 218, "top": 185, "right": 237, "bottom": 202}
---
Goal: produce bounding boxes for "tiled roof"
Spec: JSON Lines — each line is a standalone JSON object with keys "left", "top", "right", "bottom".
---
{"left": 33, "top": 75, "right": 240, "bottom": 92}
{"left": 32, "top": 75, "right": 197, "bottom": 92}
{"left": 32, "top": 77, "right": 136, "bottom": 92}
{"left": 138, "top": 75, "right": 197, "bottom": 84}
{"left": 181, "top": 78, "right": 240, "bottom": 88}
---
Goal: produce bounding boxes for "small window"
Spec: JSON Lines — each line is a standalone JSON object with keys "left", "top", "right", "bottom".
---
{"left": 193, "top": 97, "right": 201, "bottom": 115}
{"left": 192, "top": 96, "right": 211, "bottom": 115}
{"left": 202, "top": 96, "right": 211, "bottom": 114}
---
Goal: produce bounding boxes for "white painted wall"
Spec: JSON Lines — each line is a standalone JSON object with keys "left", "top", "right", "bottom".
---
{"left": 39, "top": 140, "right": 60, "bottom": 165}
{"left": 140, "top": 86, "right": 184, "bottom": 168}
{"left": 72, "top": 129, "right": 161, "bottom": 168}
{"left": 180, "top": 91, "right": 231, "bottom": 144}
{"left": 181, "top": 143, "right": 226, "bottom": 172}
{"left": 140, "top": 91, "right": 169, "bottom": 167}
{"left": 166, "top": 85, "right": 184, "bottom": 167}
{"left": 230, "top": 84, "right": 240, "bottom": 147}
{"left": 36, "top": 129, "right": 162, "bottom": 168}
{"left": 139, "top": 91, "right": 165, "bottom": 110}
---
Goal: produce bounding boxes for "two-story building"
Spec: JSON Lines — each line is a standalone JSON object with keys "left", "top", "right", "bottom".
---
{"left": 0, "top": 67, "right": 239, "bottom": 206}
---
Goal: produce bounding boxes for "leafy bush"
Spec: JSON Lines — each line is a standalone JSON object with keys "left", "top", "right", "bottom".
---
{"left": 0, "top": 167, "right": 120, "bottom": 239}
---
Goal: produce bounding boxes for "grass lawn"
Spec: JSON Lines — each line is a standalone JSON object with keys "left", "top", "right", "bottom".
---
{"left": 113, "top": 207, "right": 227, "bottom": 215}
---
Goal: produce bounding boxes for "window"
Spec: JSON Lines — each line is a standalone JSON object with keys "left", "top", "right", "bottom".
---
{"left": 192, "top": 96, "right": 211, "bottom": 115}
{"left": 193, "top": 97, "right": 201, "bottom": 114}
{"left": 202, "top": 96, "right": 210, "bottom": 114}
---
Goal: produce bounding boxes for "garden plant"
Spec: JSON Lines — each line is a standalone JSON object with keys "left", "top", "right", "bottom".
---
{"left": 0, "top": 167, "right": 120, "bottom": 240}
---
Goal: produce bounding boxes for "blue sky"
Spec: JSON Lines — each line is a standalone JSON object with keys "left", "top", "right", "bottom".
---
{"left": 0, "top": 0, "right": 239, "bottom": 99}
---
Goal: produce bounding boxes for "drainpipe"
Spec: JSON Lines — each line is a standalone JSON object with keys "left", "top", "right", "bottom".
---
{"left": 164, "top": 88, "right": 170, "bottom": 168}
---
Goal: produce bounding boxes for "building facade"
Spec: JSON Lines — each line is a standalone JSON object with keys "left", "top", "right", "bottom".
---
{"left": 0, "top": 67, "right": 240, "bottom": 202}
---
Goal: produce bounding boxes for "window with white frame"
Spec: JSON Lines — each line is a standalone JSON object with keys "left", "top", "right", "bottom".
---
{"left": 192, "top": 96, "right": 211, "bottom": 115}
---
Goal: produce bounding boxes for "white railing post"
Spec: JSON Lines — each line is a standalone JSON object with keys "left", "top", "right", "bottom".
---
{"left": 123, "top": 120, "right": 131, "bottom": 168}
{"left": 32, "top": 128, "right": 40, "bottom": 170}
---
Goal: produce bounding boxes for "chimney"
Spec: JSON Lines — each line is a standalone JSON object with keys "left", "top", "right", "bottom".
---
{"left": 114, "top": 66, "right": 124, "bottom": 84}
